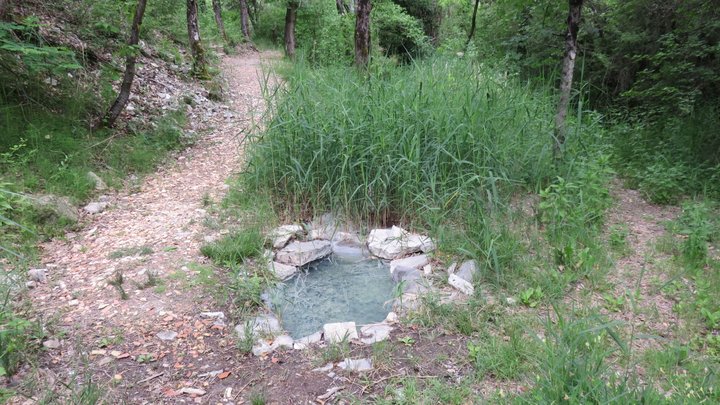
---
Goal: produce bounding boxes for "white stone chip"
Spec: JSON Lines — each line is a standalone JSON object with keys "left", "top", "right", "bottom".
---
{"left": 323, "top": 322, "right": 358, "bottom": 343}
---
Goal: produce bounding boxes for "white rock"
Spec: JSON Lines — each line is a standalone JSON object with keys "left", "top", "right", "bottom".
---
{"left": 178, "top": 387, "right": 206, "bottom": 396}
{"left": 385, "top": 312, "right": 398, "bottom": 323}
{"left": 272, "top": 335, "right": 294, "bottom": 350}
{"left": 156, "top": 330, "right": 178, "bottom": 341}
{"left": 269, "top": 261, "right": 297, "bottom": 280}
{"left": 275, "top": 240, "right": 332, "bottom": 267}
{"left": 367, "top": 226, "right": 434, "bottom": 260}
{"left": 43, "top": 339, "right": 61, "bottom": 349}
{"left": 270, "top": 225, "right": 304, "bottom": 249}
{"left": 28, "top": 268, "right": 47, "bottom": 283}
{"left": 423, "top": 264, "right": 433, "bottom": 275}
{"left": 323, "top": 322, "right": 358, "bottom": 343}
{"left": 448, "top": 274, "right": 474, "bottom": 295}
{"left": 200, "top": 311, "right": 225, "bottom": 319}
{"left": 338, "top": 358, "right": 373, "bottom": 372}
{"left": 389, "top": 255, "right": 429, "bottom": 274}
{"left": 456, "top": 260, "right": 478, "bottom": 283}
{"left": 360, "top": 323, "right": 393, "bottom": 344}
{"left": 293, "top": 331, "right": 322, "bottom": 350}
{"left": 447, "top": 262, "right": 458, "bottom": 274}
{"left": 83, "top": 201, "right": 108, "bottom": 214}
{"left": 332, "top": 231, "right": 363, "bottom": 247}
{"left": 235, "top": 314, "right": 282, "bottom": 340}
{"left": 86, "top": 171, "right": 107, "bottom": 191}
{"left": 251, "top": 339, "right": 273, "bottom": 356}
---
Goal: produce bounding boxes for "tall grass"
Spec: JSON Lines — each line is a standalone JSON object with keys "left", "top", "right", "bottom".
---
{"left": 246, "top": 58, "right": 556, "bottom": 225}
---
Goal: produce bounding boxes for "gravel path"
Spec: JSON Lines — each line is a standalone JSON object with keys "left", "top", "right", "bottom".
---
{"left": 29, "top": 51, "right": 279, "bottom": 402}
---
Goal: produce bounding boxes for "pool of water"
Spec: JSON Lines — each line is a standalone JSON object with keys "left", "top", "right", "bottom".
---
{"left": 270, "top": 253, "right": 395, "bottom": 339}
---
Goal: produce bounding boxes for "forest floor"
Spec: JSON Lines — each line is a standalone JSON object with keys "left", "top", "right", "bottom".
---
{"left": 9, "top": 51, "right": 707, "bottom": 404}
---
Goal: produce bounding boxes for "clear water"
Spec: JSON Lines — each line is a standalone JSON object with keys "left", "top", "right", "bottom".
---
{"left": 270, "top": 253, "right": 395, "bottom": 339}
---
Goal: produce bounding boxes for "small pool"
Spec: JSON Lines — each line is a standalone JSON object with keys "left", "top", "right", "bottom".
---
{"left": 270, "top": 253, "right": 395, "bottom": 339}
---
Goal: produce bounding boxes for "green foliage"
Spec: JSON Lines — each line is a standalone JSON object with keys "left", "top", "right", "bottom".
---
{"left": 200, "top": 228, "right": 264, "bottom": 265}
{"left": 468, "top": 328, "right": 538, "bottom": 380}
{"left": 374, "top": 1, "right": 430, "bottom": 62}
{"left": 517, "top": 310, "right": 655, "bottom": 403}
{"left": 675, "top": 201, "right": 715, "bottom": 266}
{"left": 247, "top": 58, "right": 555, "bottom": 224}
{"left": 539, "top": 155, "right": 614, "bottom": 234}
{"left": 519, "top": 287, "right": 544, "bottom": 308}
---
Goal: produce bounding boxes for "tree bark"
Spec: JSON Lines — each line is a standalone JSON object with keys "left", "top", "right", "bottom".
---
{"left": 554, "top": 0, "right": 583, "bottom": 157}
{"left": 354, "top": 0, "right": 371, "bottom": 68}
{"left": 465, "top": 0, "right": 480, "bottom": 50}
{"left": 100, "top": 0, "right": 148, "bottom": 128}
{"left": 239, "top": 0, "right": 251, "bottom": 41}
{"left": 284, "top": 1, "right": 298, "bottom": 60}
{"left": 336, "top": 0, "right": 349, "bottom": 15}
{"left": 212, "top": 0, "right": 228, "bottom": 43}
{"left": 187, "top": 0, "right": 208, "bottom": 78}
{"left": 0, "top": 0, "right": 9, "bottom": 20}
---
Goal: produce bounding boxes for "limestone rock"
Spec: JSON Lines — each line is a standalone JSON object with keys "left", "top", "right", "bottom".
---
{"left": 447, "top": 262, "right": 458, "bottom": 274}
{"left": 389, "top": 254, "right": 430, "bottom": 274}
{"left": 251, "top": 340, "right": 273, "bottom": 356}
{"left": 27, "top": 194, "right": 78, "bottom": 222}
{"left": 275, "top": 240, "right": 332, "bottom": 267}
{"left": 323, "top": 322, "right": 358, "bottom": 343}
{"left": 270, "top": 225, "right": 304, "bottom": 249}
{"left": 449, "top": 274, "right": 474, "bottom": 295}
{"left": 272, "top": 335, "right": 294, "bottom": 350}
{"left": 367, "top": 226, "right": 434, "bottom": 260}
{"left": 86, "top": 171, "right": 107, "bottom": 191}
{"left": 360, "top": 323, "right": 393, "bottom": 344}
{"left": 385, "top": 311, "right": 398, "bottom": 323}
{"left": 43, "top": 339, "right": 61, "bottom": 349}
{"left": 235, "top": 314, "right": 282, "bottom": 340}
{"left": 456, "top": 260, "right": 478, "bottom": 283}
{"left": 294, "top": 331, "right": 322, "bottom": 350}
{"left": 83, "top": 201, "right": 108, "bottom": 214}
{"left": 269, "top": 261, "right": 297, "bottom": 280}
{"left": 338, "top": 358, "right": 373, "bottom": 372}
{"left": 156, "top": 330, "right": 178, "bottom": 341}
{"left": 391, "top": 266, "right": 422, "bottom": 284}
{"left": 28, "top": 268, "right": 47, "bottom": 283}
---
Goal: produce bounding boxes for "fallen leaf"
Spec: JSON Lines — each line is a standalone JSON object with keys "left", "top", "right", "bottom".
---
{"left": 217, "top": 371, "right": 230, "bottom": 379}
{"left": 271, "top": 357, "right": 279, "bottom": 364}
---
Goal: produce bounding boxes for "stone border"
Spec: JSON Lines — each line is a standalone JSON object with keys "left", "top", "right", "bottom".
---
{"left": 236, "top": 218, "right": 479, "bottom": 357}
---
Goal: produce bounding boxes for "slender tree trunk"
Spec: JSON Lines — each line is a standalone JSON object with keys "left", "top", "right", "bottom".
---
{"left": 354, "top": 0, "right": 371, "bottom": 68}
{"left": 336, "top": 0, "right": 349, "bottom": 15}
{"left": 248, "top": 0, "right": 258, "bottom": 27}
{"left": 212, "top": 0, "right": 228, "bottom": 43}
{"left": 284, "top": 1, "right": 298, "bottom": 60}
{"left": 465, "top": 0, "right": 480, "bottom": 49}
{"left": 554, "top": 0, "right": 583, "bottom": 157}
{"left": 100, "top": 0, "right": 148, "bottom": 128}
{"left": 187, "top": 0, "right": 208, "bottom": 77}
{"left": 239, "top": 0, "right": 251, "bottom": 41}
{"left": 0, "top": 0, "right": 8, "bottom": 20}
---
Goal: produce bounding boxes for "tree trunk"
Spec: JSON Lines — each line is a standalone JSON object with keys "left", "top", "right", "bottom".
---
{"left": 465, "top": 0, "right": 480, "bottom": 50}
{"left": 212, "top": 0, "right": 228, "bottom": 43}
{"left": 284, "top": 1, "right": 298, "bottom": 60}
{"left": 554, "top": 0, "right": 583, "bottom": 158}
{"left": 354, "top": 0, "right": 371, "bottom": 68}
{"left": 187, "top": 0, "right": 208, "bottom": 78}
{"left": 100, "top": 0, "right": 148, "bottom": 128}
{"left": 248, "top": 0, "right": 258, "bottom": 27}
{"left": 239, "top": 0, "right": 251, "bottom": 41}
{"left": 336, "top": 0, "right": 349, "bottom": 15}
{"left": 0, "top": 0, "right": 8, "bottom": 20}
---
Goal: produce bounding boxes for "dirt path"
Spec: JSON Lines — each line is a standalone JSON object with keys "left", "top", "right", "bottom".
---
{"left": 27, "top": 51, "right": 283, "bottom": 402}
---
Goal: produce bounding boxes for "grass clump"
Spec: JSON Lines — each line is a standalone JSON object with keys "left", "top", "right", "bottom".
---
{"left": 247, "top": 58, "right": 556, "bottom": 225}
{"left": 200, "top": 228, "right": 264, "bottom": 265}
